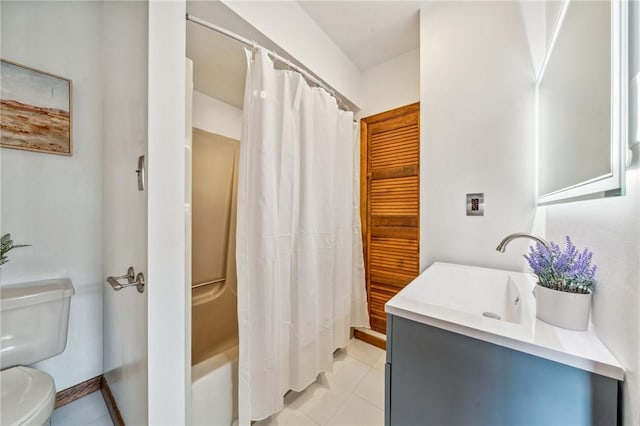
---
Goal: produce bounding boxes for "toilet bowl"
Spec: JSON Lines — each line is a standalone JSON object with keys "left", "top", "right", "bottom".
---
{"left": 1, "top": 367, "right": 56, "bottom": 426}
{"left": 0, "top": 278, "right": 75, "bottom": 426}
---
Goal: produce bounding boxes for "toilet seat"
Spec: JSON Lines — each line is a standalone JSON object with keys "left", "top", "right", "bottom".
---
{"left": 1, "top": 366, "right": 56, "bottom": 426}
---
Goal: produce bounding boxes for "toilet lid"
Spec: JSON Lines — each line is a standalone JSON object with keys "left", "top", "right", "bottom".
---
{"left": 1, "top": 367, "right": 56, "bottom": 426}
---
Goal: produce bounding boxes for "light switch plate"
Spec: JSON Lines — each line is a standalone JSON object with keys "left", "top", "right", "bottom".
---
{"left": 466, "top": 193, "right": 484, "bottom": 216}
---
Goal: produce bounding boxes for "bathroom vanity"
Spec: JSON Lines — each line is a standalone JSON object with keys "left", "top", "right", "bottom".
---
{"left": 384, "top": 263, "right": 623, "bottom": 426}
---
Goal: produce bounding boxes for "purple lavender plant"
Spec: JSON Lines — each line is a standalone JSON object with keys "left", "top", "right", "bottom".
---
{"left": 524, "top": 236, "right": 596, "bottom": 294}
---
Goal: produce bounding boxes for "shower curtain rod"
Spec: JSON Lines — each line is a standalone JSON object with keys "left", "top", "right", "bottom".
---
{"left": 186, "top": 13, "right": 352, "bottom": 113}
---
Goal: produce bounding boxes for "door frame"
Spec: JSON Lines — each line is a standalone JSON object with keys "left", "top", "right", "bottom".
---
{"left": 147, "top": 2, "right": 189, "bottom": 424}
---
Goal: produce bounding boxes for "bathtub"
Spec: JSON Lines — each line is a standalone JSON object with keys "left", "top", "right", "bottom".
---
{"left": 191, "top": 280, "right": 239, "bottom": 425}
{"left": 190, "top": 129, "right": 242, "bottom": 425}
{"left": 191, "top": 341, "right": 239, "bottom": 426}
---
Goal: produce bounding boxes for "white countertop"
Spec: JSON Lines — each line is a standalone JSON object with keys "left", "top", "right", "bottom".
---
{"left": 385, "top": 262, "right": 624, "bottom": 381}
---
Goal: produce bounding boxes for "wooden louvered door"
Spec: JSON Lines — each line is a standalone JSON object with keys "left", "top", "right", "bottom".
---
{"left": 361, "top": 103, "right": 420, "bottom": 334}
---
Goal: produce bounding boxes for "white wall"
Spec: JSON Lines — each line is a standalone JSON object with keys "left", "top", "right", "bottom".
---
{"left": 221, "top": 0, "right": 363, "bottom": 108}
{"left": 518, "top": 0, "right": 546, "bottom": 76}
{"left": 545, "top": 0, "right": 565, "bottom": 47}
{"left": 541, "top": 167, "right": 639, "bottom": 425}
{"left": 193, "top": 91, "right": 242, "bottom": 140}
{"left": 359, "top": 48, "right": 420, "bottom": 119}
{"left": 419, "top": 1, "right": 536, "bottom": 272}
{"left": 539, "top": 4, "right": 640, "bottom": 423}
{"left": 0, "top": 1, "right": 104, "bottom": 391}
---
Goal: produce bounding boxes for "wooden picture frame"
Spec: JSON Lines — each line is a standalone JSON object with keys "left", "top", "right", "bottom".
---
{"left": 0, "top": 59, "right": 72, "bottom": 156}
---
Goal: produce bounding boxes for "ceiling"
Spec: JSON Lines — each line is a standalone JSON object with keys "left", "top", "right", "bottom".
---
{"left": 298, "top": 1, "right": 420, "bottom": 71}
{"left": 186, "top": 1, "right": 421, "bottom": 108}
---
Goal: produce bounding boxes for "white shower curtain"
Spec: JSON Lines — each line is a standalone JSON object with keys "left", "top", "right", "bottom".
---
{"left": 236, "top": 48, "right": 369, "bottom": 424}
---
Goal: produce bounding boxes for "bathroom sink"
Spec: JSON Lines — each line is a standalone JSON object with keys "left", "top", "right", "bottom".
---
{"left": 385, "top": 262, "right": 624, "bottom": 381}
{"left": 402, "top": 263, "right": 524, "bottom": 324}
{"left": 386, "top": 262, "right": 534, "bottom": 335}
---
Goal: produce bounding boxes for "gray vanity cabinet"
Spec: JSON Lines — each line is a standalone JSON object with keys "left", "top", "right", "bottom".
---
{"left": 385, "top": 315, "right": 619, "bottom": 426}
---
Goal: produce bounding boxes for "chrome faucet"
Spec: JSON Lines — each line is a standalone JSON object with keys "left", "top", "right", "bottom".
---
{"left": 496, "top": 232, "right": 549, "bottom": 253}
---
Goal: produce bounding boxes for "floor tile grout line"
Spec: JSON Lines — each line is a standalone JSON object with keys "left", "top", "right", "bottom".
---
{"left": 343, "top": 340, "right": 385, "bottom": 368}
{"left": 350, "top": 391, "right": 385, "bottom": 414}
{"left": 323, "top": 341, "right": 382, "bottom": 425}
{"left": 343, "top": 351, "right": 374, "bottom": 390}
{"left": 319, "top": 386, "right": 384, "bottom": 426}
{"left": 299, "top": 408, "right": 321, "bottom": 426}
{"left": 352, "top": 366, "right": 385, "bottom": 410}
{"left": 313, "top": 384, "right": 353, "bottom": 426}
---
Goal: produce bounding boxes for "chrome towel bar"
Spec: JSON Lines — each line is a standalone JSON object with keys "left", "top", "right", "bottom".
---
{"left": 192, "top": 277, "right": 225, "bottom": 290}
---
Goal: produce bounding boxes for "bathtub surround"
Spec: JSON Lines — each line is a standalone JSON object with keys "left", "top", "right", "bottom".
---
{"left": 191, "top": 129, "right": 239, "bottom": 366}
{"left": 237, "top": 48, "right": 369, "bottom": 423}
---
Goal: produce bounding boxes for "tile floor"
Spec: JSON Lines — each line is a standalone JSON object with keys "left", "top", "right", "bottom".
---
{"left": 51, "top": 391, "right": 113, "bottom": 426}
{"left": 255, "top": 338, "right": 386, "bottom": 426}
{"left": 49, "top": 338, "right": 384, "bottom": 426}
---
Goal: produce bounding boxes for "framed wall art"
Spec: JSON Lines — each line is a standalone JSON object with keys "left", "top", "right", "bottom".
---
{"left": 1, "top": 59, "right": 72, "bottom": 156}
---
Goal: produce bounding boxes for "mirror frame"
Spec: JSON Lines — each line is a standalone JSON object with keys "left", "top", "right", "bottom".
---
{"left": 536, "top": 0, "right": 628, "bottom": 204}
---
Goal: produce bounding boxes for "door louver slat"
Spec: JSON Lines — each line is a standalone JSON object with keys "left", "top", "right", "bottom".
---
{"left": 361, "top": 103, "right": 420, "bottom": 334}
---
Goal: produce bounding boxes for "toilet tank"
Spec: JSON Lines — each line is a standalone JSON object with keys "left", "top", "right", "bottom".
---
{"left": 0, "top": 278, "right": 75, "bottom": 369}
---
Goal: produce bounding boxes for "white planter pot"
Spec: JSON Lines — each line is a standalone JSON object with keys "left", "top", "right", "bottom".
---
{"left": 534, "top": 284, "right": 592, "bottom": 331}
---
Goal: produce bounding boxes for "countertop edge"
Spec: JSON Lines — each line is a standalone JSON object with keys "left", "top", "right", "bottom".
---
{"left": 385, "top": 304, "right": 625, "bottom": 381}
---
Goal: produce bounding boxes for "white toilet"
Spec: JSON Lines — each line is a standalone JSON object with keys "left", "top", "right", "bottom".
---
{"left": 0, "top": 278, "right": 75, "bottom": 426}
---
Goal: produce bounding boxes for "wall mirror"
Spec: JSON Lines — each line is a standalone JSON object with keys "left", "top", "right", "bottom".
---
{"left": 537, "top": 0, "right": 628, "bottom": 204}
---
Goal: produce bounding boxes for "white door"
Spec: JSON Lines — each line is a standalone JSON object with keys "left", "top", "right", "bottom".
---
{"left": 102, "top": 2, "right": 149, "bottom": 425}
{"left": 104, "top": 3, "right": 189, "bottom": 424}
